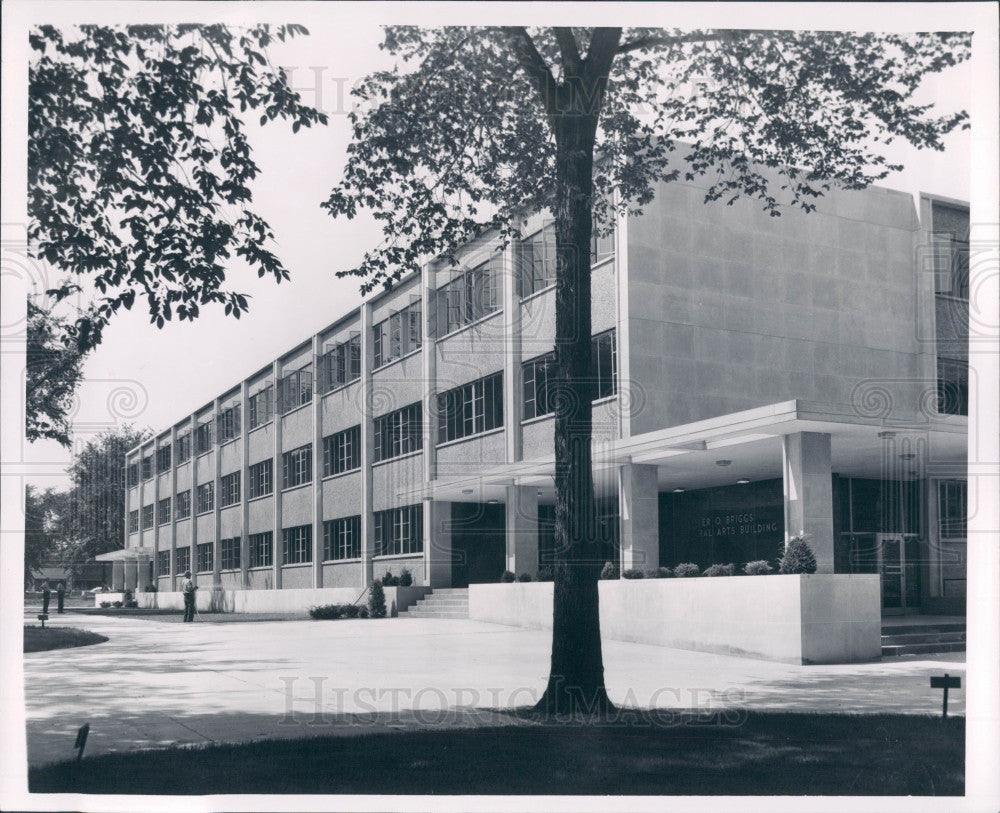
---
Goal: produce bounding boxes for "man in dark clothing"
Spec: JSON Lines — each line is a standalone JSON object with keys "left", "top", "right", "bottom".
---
{"left": 56, "top": 582, "right": 65, "bottom": 613}
{"left": 41, "top": 581, "right": 51, "bottom": 614}
{"left": 180, "top": 571, "right": 196, "bottom": 622}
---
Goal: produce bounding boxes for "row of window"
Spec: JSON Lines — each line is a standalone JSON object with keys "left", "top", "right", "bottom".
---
{"left": 373, "top": 301, "right": 422, "bottom": 368}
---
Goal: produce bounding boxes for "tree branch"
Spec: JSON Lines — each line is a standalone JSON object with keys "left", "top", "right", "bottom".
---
{"left": 616, "top": 30, "right": 733, "bottom": 54}
{"left": 553, "top": 28, "right": 582, "bottom": 77}
{"left": 501, "top": 26, "right": 559, "bottom": 117}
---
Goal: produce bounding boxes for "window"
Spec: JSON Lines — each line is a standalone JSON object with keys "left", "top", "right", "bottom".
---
{"left": 937, "top": 358, "right": 968, "bottom": 417}
{"left": 217, "top": 404, "right": 241, "bottom": 444}
{"left": 127, "top": 462, "right": 139, "bottom": 487}
{"left": 282, "top": 524, "right": 313, "bottom": 564}
{"left": 373, "top": 301, "right": 422, "bottom": 368}
{"left": 141, "top": 504, "right": 154, "bottom": 530}
{"left": 141, "top": 455, "right": 153, "bottom": 480}
{"left": 175, "top": 546, "right": 190, "bottom": 574}
{"left": 932, "top": 203, "right": 969, "bottom": 299}
{"left": 591, "top": 227, "right": 614, "bottom": 264}
{"left": 323, "top": 425, "right": 361, "bottom": 477}
{"left": 220, "top": 471, "right": 241, "bottom": 507}
{"left": 522, "top": 329, "right": 617, "bottom": 420}
{"left": 437, "top": 372, "right": 503, "bottom": 444}
{"left": 195, "top": 420, "right": 213, "bottom": 454}
{"left": 282, "top": 445, "right": 312, "bottom": 490}
{"left": 175, "top": 432, "right": 191, "bottom": 464}
{"left": 939, "top": 480, "right": 967, "bottom": 538}
{"left": 175, "top": 490, "right": 191, "bottom": 520}
{"left": 156, "top": 444, "right": 171, "bottom": 474}
{"left": 435, "top": 261, "right": 499, "bottom": 336}
{"left": 221, "top": 537, "right": 241, "bottom": 570}
{"left": 249, "top": 531, "right": 273, "bottom": 568}
{"left": 373, "top": 402, "right": 423, "bottom": 463}
{"left": 197, "top": 482, "right": 214, "bottom": 514}
{"left": 516, "top": 224, "right": 557, "bottom": 298}
{"left": 157, "top": 550, "right": 170, "bottom": 578}
{"left": 320, "top": 335, "right": 361, "bottom": 391}
{"left": 323, "top": 515, "right": 361, "bottom": 561}
{"left": 197, "top": 541, "right": 214, "bottom": 573}
{"left": 157, "top": 497, "right": 171, "bottom": 525}
{"left": 248, "top": 459, "right": 273, "bottom": 499}
{"left": 248, "top": 385, "right": 274, "bottom": 429}
{"left": 128, "top": 510, "right": 139, "bottom": 534}
{"left": 374, "top": 504, "right": 423, "bottom": 556}
{"left": 279, "top": 364, "right": 313, "bottom": 414}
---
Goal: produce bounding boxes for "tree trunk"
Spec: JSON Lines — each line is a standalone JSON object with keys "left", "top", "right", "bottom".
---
{"left": 534, "top": 101, "right": 613, "bottom": 715}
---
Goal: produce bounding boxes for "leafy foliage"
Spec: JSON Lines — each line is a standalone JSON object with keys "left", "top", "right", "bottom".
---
{"left": 29, "top": 24, "right": 327, "bottom": 351}
{"left": 599, "top": 561, "right": 619, "bottom": 580}
{"left": 779, "top": 535, "right": 818, "bottom": 574}
{"left": 703, "top": 563, "right": 736, "bottom": 577}
{"left": 518, "top": 572, "right": 532, "bottom": 582}
{"left": 25, "top": 299, "right": 85, "bottom": 446}
{"left": 309, "top": 603, "right": 363, "bottom": 620}
{"left": 621, "top": 568, "right": 645, "bottom": 579}
{"left": 24, "top": 485, "right": 68, "bottom": 584}
{"left": 368, "top": 581, "right": 387, "bottom": 618}
{"left": 500, "top": 570, "right": 517, "bottom": 583}
{"left": 743, "top": 559, "right": 773, "bottom": 576}
{"left": 672, "top": 562, "right": 701, "bottom": 578}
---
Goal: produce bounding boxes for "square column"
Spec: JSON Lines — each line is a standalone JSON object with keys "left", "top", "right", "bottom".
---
{"left": 111, "top": 560, "right": 125, "bottom": 591}
{"left": 618, "top": 462, "right": 659, "bottom": 571}
{"left": 423, "top": 500, "right": 452, "bottom": 588}
{"left": 782, "top": 432, "right": 834, "bottom": 573}
{"left": 505, "top": 485, "right": 538, "bottom": 578}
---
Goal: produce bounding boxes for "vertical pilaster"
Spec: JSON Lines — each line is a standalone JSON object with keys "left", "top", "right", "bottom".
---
{"left": 618, "top": 462, "right": 659, "bottom": 572}
{"left": 213, "top": 397, "right": 222, "bottom": 589}
{"left": 359, "top": 302, "right": 375, "bottom": 587}
{"left": 613, "top": 190, "right": 631, "bottom": 440}
{"left": 782, "top": 431, "right": 835, "bottom": 574}
{"left": 423, "top": 500, "right": 452, "bottom": 588}
{"left": 421, "top": 262, "right": 438, "bottom": 484}
{"left": 169, "top": 425, "right": 178, "bottom": 591}
{"left": 149, "top": 437, "right": 159, "bottom": 594}
{"left": 272, "top": 360, "right": 284, "bottom": 590}
{"left": 505, "top": 485, "right": 538, "bottom": 577}
{"left": 312, "top": 334, "right": 324, "bottom": 588}
{"left": 240, "top": 381, "right": 250, "bottom": 589}
{"left": 502, "top": 241, "right": 523, "bottom": 463}
{"left": 189, "top": 415, "right": 198, "bottom": 581}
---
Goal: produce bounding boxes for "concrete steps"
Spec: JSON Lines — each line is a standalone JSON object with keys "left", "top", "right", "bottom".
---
{"left": 401, "top": 588, "right": 469, "bottom": 619}
{"left": 881, "top": 622, "right": 966, "bottom": 657}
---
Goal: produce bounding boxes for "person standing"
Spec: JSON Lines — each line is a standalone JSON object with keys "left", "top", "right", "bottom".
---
{"left": 180, "top": 570, "right": 196, "bottom": 622}
{"left": 56, "top": 581, "right": 65, "bottom": 613}
{"left": 40, "top": 581, "right": 51, "bottom": 615}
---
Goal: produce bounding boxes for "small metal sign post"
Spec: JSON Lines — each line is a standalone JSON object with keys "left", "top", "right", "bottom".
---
{"left": 930, "top": 673, "right": 961, "bottom": 718}
{"left": 74, "top": 723, "right": 89, "bottom": 762}
{"left": 37, "top": 613, "right": 48, "bottom": 629}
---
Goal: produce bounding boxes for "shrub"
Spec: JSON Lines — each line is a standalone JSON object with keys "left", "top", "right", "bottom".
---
{"left": 368, "top": 582, "right": 387, "bottom": 618}
{"left": 309, "top": 604, "right": 361, "bottom": 620}
{"left": 342, "top": 604, "right": 361, "bottom": 619}
{"left": 358, "top": 606, "right": 370, "bottom": 618}
{"left": 599, "top": 561, "right": 619, "bottom": 580}
{"left": 380, "top": 570, "right": 399, "bottom": 587}
{"left": 99, "top": 601, "right": 111, "bottom": 608}
{"left": 145, "top": 583, "right": 158, "bottom": 593}
{"left": 124, "top": 600, "right": 138, "bottom": 608}
{"left": 779, "top": 535, "right": 818, "bottom": 574}
{"left": 743, "top": 559, "right": 772, "bottom": 576}
{"left": 703, "top": 563, "right": 736, "bottom": 577}
{"left": 500, "top": 570, "right": 516, "bottom": 583}
{"left": 537, "top": 565, "right": 554, "bottom": 582}
{"left": 122, "top": 589, "right": 133, "bottom": 603}
{"left": 398, "top": 568, "right": 413, "bottom": 587}
{"left": 517, "top": 573, "right": 532, "bottom": 583}
{"left": 673, "top": 562, "right": 701, "bottom": 578}
{"left": 622, "top": 568, "right": 645, "bottom": 579}
{"left": 654, "top": 567, "right": 673, "bottom": 578}
{"left": 112, "top": 601, "right": 123, "bottom": 608}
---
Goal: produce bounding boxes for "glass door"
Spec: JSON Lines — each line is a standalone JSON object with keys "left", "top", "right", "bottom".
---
{"left": 876, "top": 534, "right": 921, "bottom": 614}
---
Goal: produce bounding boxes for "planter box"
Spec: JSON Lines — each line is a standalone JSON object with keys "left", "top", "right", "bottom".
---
{"left": 469, "top": 574, "right": 881, "bottom": 664}
{"left": 138, "top": 585, "right": 430, "bottom": 615}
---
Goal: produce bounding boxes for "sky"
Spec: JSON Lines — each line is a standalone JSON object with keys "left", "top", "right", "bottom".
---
{"left": 6, "top": 3, "right": 983, "bottom": 492}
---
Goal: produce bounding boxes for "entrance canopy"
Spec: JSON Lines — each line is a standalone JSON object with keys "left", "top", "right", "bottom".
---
{"left": 95, "top": 547, "right": 155, "bottom": 562}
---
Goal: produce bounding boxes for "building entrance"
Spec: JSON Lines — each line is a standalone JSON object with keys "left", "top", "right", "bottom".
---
{"left": 450, "top": 503, "right": 506, "bottom": 588}
{"left": 871, "top": 534, "right": 923, "bottom": 615}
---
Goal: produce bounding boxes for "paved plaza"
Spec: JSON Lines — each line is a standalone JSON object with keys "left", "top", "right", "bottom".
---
{"left": 23, "top": 611, "right": 965, "bottom": 767}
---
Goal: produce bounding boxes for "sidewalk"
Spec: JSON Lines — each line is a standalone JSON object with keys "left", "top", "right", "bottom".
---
{"left": 22, "top": 611, "right": 965, "bottom": 767}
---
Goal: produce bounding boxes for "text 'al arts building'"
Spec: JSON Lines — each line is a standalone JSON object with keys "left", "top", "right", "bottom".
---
{"left": 111, "top": 174, "right": 970, "bottom": 621}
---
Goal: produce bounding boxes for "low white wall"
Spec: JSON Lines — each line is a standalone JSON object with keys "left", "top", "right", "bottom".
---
{"left": 139, "top": 585, "right": 430, "bottom": 614}
{"left": 94, "top": 592, "right": 125, "bottom": 607}
{"left": 469, "top": 575, "right": 881, "bottom": 664}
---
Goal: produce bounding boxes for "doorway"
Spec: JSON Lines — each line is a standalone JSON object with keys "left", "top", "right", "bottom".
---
{"left": 876, "top": 534, "right": 922, "bottom": 615}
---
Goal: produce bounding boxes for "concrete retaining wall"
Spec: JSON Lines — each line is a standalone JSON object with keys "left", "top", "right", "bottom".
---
{"left": 139, "top": 585, "right": 430, "bottom": 614}
{"left": 469, "top": 574, "right": 881, "bottom": 664}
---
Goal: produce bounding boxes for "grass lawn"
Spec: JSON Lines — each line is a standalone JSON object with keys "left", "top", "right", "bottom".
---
{"left": 29, "top": 711, "right": 963, "bottom": 796}
{"left": 23, "top": 625, "right": 108, "bottom": 653}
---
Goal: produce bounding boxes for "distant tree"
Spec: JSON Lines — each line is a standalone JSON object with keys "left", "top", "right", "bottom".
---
{"left": 29, "top": 23, "right": 327, "bottom": 353}
{"left": 23, "top": 485, "right": 72, "bottom": 585}
{"left": 325, "top": 26, "right": 969, "bottom": 713}
{"left": 62, "top": 424, "right": 150, "bottom": 562}
{"left": 25, "top": 298, "right": 85, "bottom": 447}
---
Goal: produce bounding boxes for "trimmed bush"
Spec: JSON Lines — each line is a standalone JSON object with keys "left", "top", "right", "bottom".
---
{"left": 99, "top": 601, "right": 111, "bottom": 608}
{"left": 599, "top": 561, "right": 619, "bottom": 580}
{"left": 703, "top": 563, "right": 736, "bottom": 577}
{"left": 673, "top": 562, "right": 701, "bottom": 578}
{"left": 112, "top": 601, "right": 123, "bottom": 608}
{"left": 358, "top": 606, "right": 370, "bottom": 619}
{"left": 380, "top": 570, "right": 399, "bottom": 587}
{"left": 124, "top": 600, "right": 138, "bottom": 608}
{"left": 645, "top": 567, "right": 672, "bottom": 579}
{"left": 500, "top": 570, "right": 516, "bottom": 583}
{"left": 779, "top": 535, "right": 818, "bottom": 574}
{"left": 398, "top": 568, "right": 413, "bottom": 587}
{"left": 537, "top": 565, "right": 554, "bottom": 582}
{"left": 743, "top": 559, "right": 772, "bottom": 576}
{"left": 368, "top": 582, "right": 387, "bottom": 618}
{"left": 145, "top": 583, "right": 158, "bottom": 593}
{"left": 517, "top": 573, "right": 532, "bottom": 582}
{"left": 622, "top": 568, "right": 645, "bottom": 579}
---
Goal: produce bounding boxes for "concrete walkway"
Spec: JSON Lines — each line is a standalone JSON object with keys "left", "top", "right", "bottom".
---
{"left": 23, "top": 611, "right": 965, "bottom": 767}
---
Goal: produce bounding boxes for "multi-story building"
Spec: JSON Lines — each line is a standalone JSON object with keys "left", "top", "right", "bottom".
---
{"left": 107, "top": 177, "right": 969, "bottom": 617}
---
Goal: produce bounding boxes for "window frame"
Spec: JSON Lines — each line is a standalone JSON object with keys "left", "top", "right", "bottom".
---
{"left": 323, "top": 515, "right": 361, "bottom": 561}
{"left": 248, "top": 459, "right": 274, "bottom": 499}
{"left": 323, "top": 425, "right": 361, "bottom": 477}
{"left": 220, "top": 471, "right": 241, "bottom": 508}
{"left": 157, "top": 496, "right": 171, "bottom": 525}
{"left": 282, "top": 524, "right": 313, "bottom": 565}
{"left": 196, "top": 482, "right": 215, "bottom": 515}
{"left": 249, "top": 531, "right": 273, "bottom": 568}
{"left": 196, "top": 541, "right": 214, "bottom": 573}
{"left": 220, "top": 537, "right": 241, "bottom": 571}
{"left": 437, "top": 371, "right": 504, "bottom": 444}
{"left": 282, "top": 444, "right": 313, "bottom": 490}
{"left": 373, "top": 402, "right": 423, "bottom": 463}
{"left": 175, "top": 490, "right": 192, "bottom": 520}
{"left": 374, "top": 504, "right": 424, "bottom": 556}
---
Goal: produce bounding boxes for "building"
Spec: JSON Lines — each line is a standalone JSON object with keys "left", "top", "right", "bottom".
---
{"left": 109, "top": 176, "right": 969, "bottom": 617}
